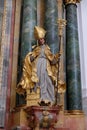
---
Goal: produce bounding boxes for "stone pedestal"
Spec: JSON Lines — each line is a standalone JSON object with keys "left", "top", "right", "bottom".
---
{"left": 24, "top": 106, "right": 61, "bottom": 130}
{"left": 11, "top": 106, "right": 86, "bottom": 130}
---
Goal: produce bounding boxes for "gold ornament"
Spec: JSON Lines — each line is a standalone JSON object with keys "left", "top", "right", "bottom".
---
{"left": 64, "top": 0, "right": 80, "bottom": 5}
{"left": 58, "top": 80, "right": 66, "bottom": 93}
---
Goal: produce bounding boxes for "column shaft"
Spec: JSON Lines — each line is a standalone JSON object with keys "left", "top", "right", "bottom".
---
{"left": 21, "top": 0, "right": 37, "bottom": 61}
{"left": 44, "top": 0, "right": 59, "bottom": 54}
{"left": 17, "top": 0, "right": 37, "bottom": 105}
{"left": 65, "top": 3, "right": 82, "bottom": 110}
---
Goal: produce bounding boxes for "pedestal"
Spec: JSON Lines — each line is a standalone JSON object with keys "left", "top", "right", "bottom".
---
{"left": 11, "top": 106, "right": 86, "bottom": 130}
{"left": 24, "top": 106, "right": 61, "bottom": 129}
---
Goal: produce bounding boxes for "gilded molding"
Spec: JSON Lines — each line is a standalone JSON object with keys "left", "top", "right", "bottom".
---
{"left": 65, "top": 110, "right": 84, "bottom": 115}
{"left": 64, "top": 0, "right": 80, "bottom": 5}
{"left": 58, "top": 80, "right": 66, "bottom": 93}
{"left": 26, "top": 88, "right": 40, "bottom": 106}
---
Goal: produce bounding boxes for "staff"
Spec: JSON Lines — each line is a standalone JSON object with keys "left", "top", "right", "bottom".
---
{"left": 55, "top": 19, "right": 66, "bottom": 105}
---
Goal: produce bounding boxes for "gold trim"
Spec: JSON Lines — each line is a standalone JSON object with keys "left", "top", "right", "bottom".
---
{"left": 64, "top": 110, "right": 85, "bottom": 115}
{"left": 64, "top": 0, "right": 80, "bottom": 5}
{"left": 26, "top": 88, "right": 40, "bottom": 106}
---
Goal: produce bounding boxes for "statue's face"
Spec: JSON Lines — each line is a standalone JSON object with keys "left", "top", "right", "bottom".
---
{"left": 38, "top": 38, "right": 45, "bottom": 45}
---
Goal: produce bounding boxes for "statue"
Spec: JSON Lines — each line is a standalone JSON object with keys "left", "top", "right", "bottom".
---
{"left": 16, "top": 26, "right": 61, "bottom": 106}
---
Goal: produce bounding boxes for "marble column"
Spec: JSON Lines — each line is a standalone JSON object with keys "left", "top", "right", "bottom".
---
{"left": 44, "top": 0, "right": 59, "bottom": 54}
{"left": 64, "top": 0, "right": 82, "bottom": 111}
{"left": 17, "top": 0, "right": 37, "bottom": 105}
{"left": 21, "top": 0, "right": 37, "bottom": 61}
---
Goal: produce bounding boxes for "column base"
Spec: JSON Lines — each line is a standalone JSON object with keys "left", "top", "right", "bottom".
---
{"left": 65, "top": 110, "right": 84, "bottom": 115}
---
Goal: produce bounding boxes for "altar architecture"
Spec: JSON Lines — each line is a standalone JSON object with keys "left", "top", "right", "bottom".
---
{"left": 0, "top": 0, "right": 87, "bottom": 130}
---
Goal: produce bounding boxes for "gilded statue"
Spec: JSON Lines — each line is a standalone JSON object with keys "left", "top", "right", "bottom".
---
{"left": 16, "top": 26, "right": 61, "bottom": 106}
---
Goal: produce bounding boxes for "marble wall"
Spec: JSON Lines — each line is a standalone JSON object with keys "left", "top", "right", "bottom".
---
{"left": 0, "top": 0, "right": 4, "bottom": 42}
{"left": 77, "top": 0, "right": 87, "bottom": 115}
{"left": 0, "top": 0, "right": 4, "bottom": 103}
{"left": 0, "top": 0, "right": 13, "bottom": 127}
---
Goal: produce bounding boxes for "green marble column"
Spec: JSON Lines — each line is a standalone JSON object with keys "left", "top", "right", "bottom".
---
{"left": 44, "top": 0, "right": 59, "bottom": 54}
{"left": 21, "top": 0, "right": 37, "bottom": 61}
{"left": 65, "top": 2, "right": 82, "bottom": 110}
{"left": 17, "top": 0, "right": 37, "bottom": 105}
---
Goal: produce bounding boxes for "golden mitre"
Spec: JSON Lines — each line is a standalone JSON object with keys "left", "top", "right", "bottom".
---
{"left": 34, "top": 26, "right": 46, "bottom": 40}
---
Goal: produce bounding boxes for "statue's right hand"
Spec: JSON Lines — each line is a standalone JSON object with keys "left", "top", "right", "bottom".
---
{"left": 34, "top": 48, "right": 40, "bottom": 56}
{"left": 50, "top": 59, "right": 57, "bottom": 65}
{"left": 30, "top": 55, "right": 35, "bottom": 62}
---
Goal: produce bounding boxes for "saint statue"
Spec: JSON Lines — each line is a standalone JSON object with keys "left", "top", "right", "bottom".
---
{"left": 17, "top": 26, "right": 61, "bottom": 106}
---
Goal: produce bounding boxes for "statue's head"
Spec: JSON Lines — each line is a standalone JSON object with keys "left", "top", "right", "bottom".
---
{"left": 34, "top": 26, "right": 46, "bottom": 40}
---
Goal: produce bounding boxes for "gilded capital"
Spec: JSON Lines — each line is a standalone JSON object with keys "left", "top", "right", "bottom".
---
{"left": 64, "top": 0, "right": 80, "bottom": 5}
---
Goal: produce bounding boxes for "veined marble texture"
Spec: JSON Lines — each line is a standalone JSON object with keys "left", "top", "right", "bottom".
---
{"left": 44, "top": 0, "right": 59, "bottom": 54}
{"left": 21, "top": 0, "right": 37, "bottom": 61}
{"left": 65, "top": 4, "right": 82, "bottom": 110}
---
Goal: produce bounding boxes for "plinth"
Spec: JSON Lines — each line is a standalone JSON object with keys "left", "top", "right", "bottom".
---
{"left": 24, "top": 105, "right": 61, "bottom": 130}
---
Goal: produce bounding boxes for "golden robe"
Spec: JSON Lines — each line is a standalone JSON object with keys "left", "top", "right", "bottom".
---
{"left": 17, "top": 44, "right": 59, "bottom": 103}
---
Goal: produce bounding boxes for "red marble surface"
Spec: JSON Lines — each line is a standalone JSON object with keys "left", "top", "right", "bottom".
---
{"left": 8, "top": 107, "right": 87, "bottom": 130}
{"left": 54, "top": 128, "right": 70, "bottom": 130}
{"left": 24, "top": 106, "right": 86, "bottom": 130}
{"left": 24, "top": 106, "right": 61, "bottom": 129}
{"left": 1, "top": 114, "right": 87, "bottom": 130}
{"left": 57, "top": 112, "right": 86, "bottom": 130}
{"left": 19, "top": 126, "right": 30, "bottom": 130}
{"left": 86, "top": 116, "right": 87, "bottom": 130}
{"left": 12, "top": 126, "right": 31, "bottom": 130}
{"left": 5, "top": 0, "right": 16, "bottom": 129}
{"left": 12, "top": 127, "right": 69, "bottom": 130}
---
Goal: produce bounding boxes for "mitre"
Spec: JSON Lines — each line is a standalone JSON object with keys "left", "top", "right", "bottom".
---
{"left": 34, "top": 26, "right": 46, "bottom": 40}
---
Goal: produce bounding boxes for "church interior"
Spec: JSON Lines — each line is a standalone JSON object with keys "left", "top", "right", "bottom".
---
{"left": 0, "top": 0, "right": 87, "bottom": 130}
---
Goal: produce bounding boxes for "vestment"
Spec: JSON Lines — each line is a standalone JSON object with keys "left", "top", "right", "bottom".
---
{"left": 17, "top": 44, "right": 59, "bottom": 104}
